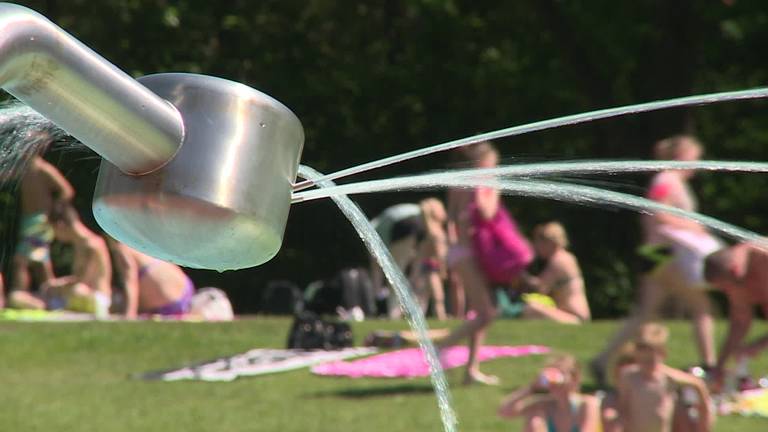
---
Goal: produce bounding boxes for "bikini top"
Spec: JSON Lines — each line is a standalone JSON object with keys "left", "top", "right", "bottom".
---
{"left": 545, "top": 396, "right": 582, "bottom": 432}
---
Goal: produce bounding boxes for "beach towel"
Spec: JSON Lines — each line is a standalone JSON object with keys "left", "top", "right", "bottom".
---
{"left": 311, "top": 345, "right": 550, "bottom": 378}
{"left": 717, "top": 387, "right": 768, "bottom": 418}
{"left": 141, "top": 347, "right": 377, "bottom": 382}
{"left": 0, "top": 309, "right": 97, "bottom": 322}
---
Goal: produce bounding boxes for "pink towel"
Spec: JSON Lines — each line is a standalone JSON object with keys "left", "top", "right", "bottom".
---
{"left": 311, "top": 345, "right": 550, "bottom": 378}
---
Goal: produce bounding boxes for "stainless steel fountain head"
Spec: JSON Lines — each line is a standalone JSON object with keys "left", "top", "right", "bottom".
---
{"left": 0, "top": 3, "right": 304, "bottom": 270}
{"left": 94, "top": 74, "right": 304, "bottom": 270}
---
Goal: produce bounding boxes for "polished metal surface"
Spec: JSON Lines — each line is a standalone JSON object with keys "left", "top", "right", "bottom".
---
{"left": 93, "top": 73, "right": 304, "bottom": 270}
{"left": 0, "top": 3, "right": 183, "bottom": 174}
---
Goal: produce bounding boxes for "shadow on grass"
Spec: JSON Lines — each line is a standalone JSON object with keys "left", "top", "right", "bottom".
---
{"left": 310, "top": 383, "right": 436, "bottom": 399}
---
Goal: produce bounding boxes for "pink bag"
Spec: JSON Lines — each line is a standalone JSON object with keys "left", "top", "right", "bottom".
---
{"left": 471, "top": 204, "right": 533, "bottom": 284}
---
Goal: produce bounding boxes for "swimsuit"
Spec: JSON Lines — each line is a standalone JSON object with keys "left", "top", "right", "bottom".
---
{"left": 147, "top": 276, "right": 195, "bottom": 315}
{"left": 138, "top": 259, "right": 195, "bottom": 315}
{"left": 545, "top": 396, "right": 582, "bottom": 432}
{"left": 16, "top": 212, "right": 54, "bottom": 262}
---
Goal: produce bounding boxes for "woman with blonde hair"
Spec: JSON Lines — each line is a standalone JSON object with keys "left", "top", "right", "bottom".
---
{"left": 592, "top": 135, "right": 721, "bottom": 385}
{"left": 523, "top": 221, "right": 591, "bottom": 324}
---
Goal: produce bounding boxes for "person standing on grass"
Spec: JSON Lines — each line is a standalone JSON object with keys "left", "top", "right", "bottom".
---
{"left": 591, "top": 135, "right": 721, "bottom": 385}
{"left": 439, "top": 141, "right": 532, "bottom": 385}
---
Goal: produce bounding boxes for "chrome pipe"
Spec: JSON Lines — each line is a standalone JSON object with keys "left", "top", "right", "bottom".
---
{"left": 0, "top": 3, "right": 304, "bottom": 270}
{"left": 0, "top": 3, "right": 183, "bottom": 174}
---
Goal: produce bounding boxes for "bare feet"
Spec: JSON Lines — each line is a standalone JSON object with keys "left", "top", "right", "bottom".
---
{"left": 464, "top": 371, "right": 500, "bottom": 386}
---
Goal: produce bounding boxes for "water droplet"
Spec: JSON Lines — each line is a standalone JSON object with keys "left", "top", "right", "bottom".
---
{"left": 259, "top": 122, "right": 266, "bottom": 128}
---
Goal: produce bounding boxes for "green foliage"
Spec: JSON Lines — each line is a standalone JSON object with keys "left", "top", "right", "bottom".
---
{"left": 6, "top": 1, "right": 768, "bottom": 315}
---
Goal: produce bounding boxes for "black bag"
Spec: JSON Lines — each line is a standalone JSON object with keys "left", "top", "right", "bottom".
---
{"left": 286, "top": 312, "right": 353, "bottom": 350}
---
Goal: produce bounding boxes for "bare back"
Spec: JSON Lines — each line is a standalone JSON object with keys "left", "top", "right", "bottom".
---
{"left": 72, "top": 236, "right": 112, "bottom": 296}
{"left": 20, "top": 158, "right": 58, "bottom": 215}
{"left": 541, "top": 249, "right": 590, "bottom": 321}
{"left": 130, "top": 250, "right": 190, "bottom": 310}
{"left": 744, "top": 245, "right": 768, "bottom": 313}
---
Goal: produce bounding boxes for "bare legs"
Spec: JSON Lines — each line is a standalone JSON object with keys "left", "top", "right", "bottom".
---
{"left": 448, "top": 270, "right": 466, "bottom": 318}
{"left": 437, "top": 256, "right": 498, "bottom": 384}
{"left": 523, "top": 302, "right": 582, "bottom": 324}
{"left": 591, "top": 263, "right": 715, "bottom": 385}
{"left": 428, "top": 271, "right": 448, "bottom": 321}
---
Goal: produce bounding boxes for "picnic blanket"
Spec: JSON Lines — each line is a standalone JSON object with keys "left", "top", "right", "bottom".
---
{"left": 717, "top": 387, "right": 768, "bottom": 418}
{"left": 311, "top": 345, "right": 550, "bottom": 378}
{"left": 141, "top": 347, "right": 378, "bottom": 382}
{"left": 0, "top": 309, "right": 208, "bottom": 322}
{"left": 0, "top": 309, "right": 98, "bottom": 322}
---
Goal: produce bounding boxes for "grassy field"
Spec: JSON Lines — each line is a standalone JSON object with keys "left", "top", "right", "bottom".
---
{"left": 1, "top": 318, "right": 766, "bottom": 431}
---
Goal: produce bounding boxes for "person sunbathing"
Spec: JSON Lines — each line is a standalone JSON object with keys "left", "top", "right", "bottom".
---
{"left": 10, "top": 205, "right": 113, "bottom": 316}
{"left": 106, "top": 238, "right": 195, "bottom": 319}
{"left": 522, "top": 221, "right": 591, "bottom": 324}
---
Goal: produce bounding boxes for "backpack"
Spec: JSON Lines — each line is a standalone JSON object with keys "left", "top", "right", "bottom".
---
{"left": 261, "top": 280, "right": 304, "bottom": 315}
{"left": 286, "top": 312, "right": 353, "bottom": 350}
{"left": 471, "top": 203, "right": 534, "bottom": 284}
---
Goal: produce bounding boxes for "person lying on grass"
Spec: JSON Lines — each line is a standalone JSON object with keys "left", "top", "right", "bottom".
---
{"left": 498, "top": 353, "right": 600, "bottom": 431}
{"left": 106, "top": 237, "right": 195, "bottom": 319}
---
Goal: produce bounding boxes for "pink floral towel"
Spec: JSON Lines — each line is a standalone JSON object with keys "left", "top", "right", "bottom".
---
{"left": 311, "top": 345, "right": 550, "bottom": 378}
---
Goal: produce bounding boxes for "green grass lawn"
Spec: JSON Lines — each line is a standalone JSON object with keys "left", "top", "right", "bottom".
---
{"left": 1, "top": 318, "right": 766, "bottom": 431}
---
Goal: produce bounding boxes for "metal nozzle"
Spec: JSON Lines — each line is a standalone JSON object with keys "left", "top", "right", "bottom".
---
{"left": 0, "top": 3, "right": 183, "bottom": 174}
{"left": 0, "top": 3, "right": 305, "bottom": 270}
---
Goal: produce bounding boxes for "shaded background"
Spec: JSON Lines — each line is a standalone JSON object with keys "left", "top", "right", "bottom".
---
{"left": 1, "top": 0, "right": 767, "bottom": 316}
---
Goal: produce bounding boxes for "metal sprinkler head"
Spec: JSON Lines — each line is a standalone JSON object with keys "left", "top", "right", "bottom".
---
{"left": 0, "top": 3, "right": 304, "bottom": 270}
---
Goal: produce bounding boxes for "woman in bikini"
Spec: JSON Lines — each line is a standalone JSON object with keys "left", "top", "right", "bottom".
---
{"left": 107, "top": 238, "right": 195, "bottom": 319}
{"left": 498, "top": 354, "right": 600, "bottom": 431}
{"left": 523, "top": 221, "right": 591, "bottom": 324}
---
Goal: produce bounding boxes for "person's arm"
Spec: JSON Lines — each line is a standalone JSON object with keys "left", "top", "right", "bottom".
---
{"left": 579, "top": 395, "right": 601, "bottom": 432}
{"left": 664, "top": 366, "right": 713, "bottom": 432}
{"left": 474, "top": 186, "right": 499, "bottom": 221}
{"left": 111, "top": 242, "right": 140, "bottom": 319}
{"left": 497, "top": 383, "right": 541, "bottom": 419}
{"left": 37, "top": 158, "right": 74, "bottom": 202}
{"left": 617, "top": 370, "right": 633, "bottom": 430}
{"left": 714, "top": 295, "right": 753, "bottom": 387}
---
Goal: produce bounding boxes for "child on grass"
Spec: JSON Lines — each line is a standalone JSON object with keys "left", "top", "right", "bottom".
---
{"left": 617, "top": 323, "right": 713, "bottom": 432}
{"left": 498, "top": 354, "right": 600, "bottom": 431}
